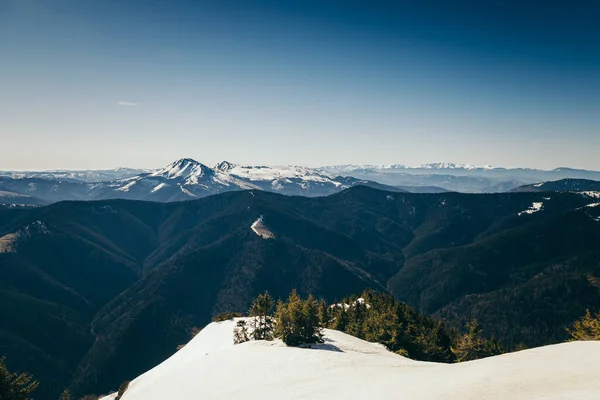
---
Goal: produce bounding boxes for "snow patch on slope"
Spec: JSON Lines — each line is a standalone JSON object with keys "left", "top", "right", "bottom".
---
{"left": 151, "top": 183, "right": 167, "bottom": 193}
{"left": 116, "top": 181, "right": 137, "bottom": 192}
{"left": 581, "top": 191, "right": 600, "bottom": 199}
{"left": 518, "top": 202, "right": 543, "bottom": 216}
{"left": 251, "top": 216, "right": 274, "bottom": 239}
{"left": 331, "top": 297, "right": 372, "bottom": 310}
{"left": 180, "top": 186, "right": 198, "bottom": 197}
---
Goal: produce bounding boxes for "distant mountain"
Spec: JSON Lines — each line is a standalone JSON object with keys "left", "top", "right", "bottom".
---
{"left": 0, "top": 158, "right": 414, "bottom": 203}
{"left": 511, "top": 178, "right": 600, "bottom": 193}
{"left": 0, "top": 189, "right": 47, "bottom": 206}
{"left": 4, "top": 160, "right": 600, "bottom": 200}
{"left": 320, "top": 163, "right": 600, "bottom": 193}
{"left": 1, "top": 187, "right": 599, "bottom": 398}
{"left": 0, "top": 167, "right": 148, "bottom": 183}
{"left": 324, "top": 162, "right": 496, "bottom": 172}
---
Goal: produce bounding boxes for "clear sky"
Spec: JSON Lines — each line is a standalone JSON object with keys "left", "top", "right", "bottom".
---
{"left": 1, "top": 0, "right": 599, "bottom": 170}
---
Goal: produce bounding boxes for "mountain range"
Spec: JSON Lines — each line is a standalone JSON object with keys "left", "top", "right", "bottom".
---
{"left": 3, "top": 160, "right": 600, "bottom": 206}
{"left": 1, "top": 187, "right": 599, "bottom": 398}
{"left": 320, "top": 164, "right": 600, "bottom": 193}
{"left": 0, "top": 158, "right": 421, "bottom": 205}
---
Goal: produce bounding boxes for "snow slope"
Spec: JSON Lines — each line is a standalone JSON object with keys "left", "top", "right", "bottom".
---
{"left": 518, "top": 201, "right": 544, "bottom": 216}
{"left": 250, "top": 216, "right": 275, "bottom": 239}
{"left": 101, "top": 319, "right": 600, "bottom": 400}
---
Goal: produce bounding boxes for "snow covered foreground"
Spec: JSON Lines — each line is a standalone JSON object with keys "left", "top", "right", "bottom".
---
{"left": 102, "top": 319, "right": 600, "bottom": 400}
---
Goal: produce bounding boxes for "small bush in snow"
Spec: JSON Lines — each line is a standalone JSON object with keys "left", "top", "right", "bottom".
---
{"left": 115, "top": 381, "right": 129, "bottom": 400}
{"left": 395, "top": 348, "right": 410, "bottom": 357}
{"left": 233, "top": 320, "right": 250, "bottom": 344}
{"left": 213, "top": 312, "right": 243, "bottom": 322}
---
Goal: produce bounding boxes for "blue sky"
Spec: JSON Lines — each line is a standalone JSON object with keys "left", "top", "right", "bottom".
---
{"left": 1, "top": 0, "right": 599, "bottom": 170}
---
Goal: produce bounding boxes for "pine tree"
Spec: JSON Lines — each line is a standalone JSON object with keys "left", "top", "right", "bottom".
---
{"left": 567, "top": 309, "right": 600, "bottom": 341}
{"left": 275, "top": 290, "right": 323, "bottom": 346}
{"left": 274, "top": 291, "right": 301, "bottom": 345}
{"left": 302, "top": 294, "right": 324, "bottom": 344}
{"left": 452, "top": 319, "right": 503, "bottom": 362}
{"left": 317, "top": 299, "right": 330, "bottom": 327}
{"left": 330, "top": 304, "right": 349, "bottom": 332}
{"left": 248, "top": 291, "right": 275, "bottom": 340}
{"left": 0, "top": 356, "right": 39, "bottom": 400}
{"left": 233, "top": 320, "right": 250, "bottom": 344}
{"left": 347, "top": 299, "right": 366, "bottom": 338}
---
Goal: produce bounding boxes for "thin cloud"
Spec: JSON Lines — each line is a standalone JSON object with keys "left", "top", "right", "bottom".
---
{"left": 117, "top": 101, "right": 138, "bottom": 106}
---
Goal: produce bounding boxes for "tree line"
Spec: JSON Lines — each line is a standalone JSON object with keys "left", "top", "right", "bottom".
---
{"left": 227, "top": 289, "right": 600, "bottom": 364}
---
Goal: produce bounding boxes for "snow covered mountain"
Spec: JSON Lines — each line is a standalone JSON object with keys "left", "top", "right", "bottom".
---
{"left": 0, "top": 158, "right": 411, "bottom": 204}
{"left": 100, "top": 319, "right": 600, "bottom": 400}
{"left": 104, "top": 158, "right": 405, "bottom": 201}
{"left": 5, "top": 159, "right": 600, "bottom": 202}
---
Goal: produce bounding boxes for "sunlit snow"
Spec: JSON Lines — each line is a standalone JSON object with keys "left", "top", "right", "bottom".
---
{"left": 116, "top": 181, "right": 136, "bottom": 192}
{"left": 251, "top": 216, "right": 275, "bottom": 239}
{"left": 518, "top": 202, "right": 543, "bottom": 216}
{"left": 151, "top": 183, "right": 167, "bottom": 193}
{"left": 100, "top": 319, "right": 600, "bottom": 400}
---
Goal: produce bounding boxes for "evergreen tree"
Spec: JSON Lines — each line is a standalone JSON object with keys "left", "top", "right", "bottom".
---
{"left": 325, "top": 290, "right": 455, "bottom": 363}
{"left": 302, "top": 294, "right": 324, "bottom": 344}
{"left": 347, "top": 299, "right": 366, "bottom": 338}
{"left": 275, "top": 290, "right": 323, "bottom": 346}
{"left": 567, "top": 309, "right": 600, "bottom": 341}
{"left": 317, "top": 299, "right": 330, "bottom": 327}
{"left": 330, "top": 304, "right": 349, "bottom": 331}
{"left": 233, "top": 320, "right": 250, "bottom": 344}
{"left": 0, "top": 356, "right": 39, "bottom": 400}
{"left": 452, "top": 319, "right": 504, "bottom": 362}
{"left": 248, "top": 291, "right": 275, "bottom": 340}
{"left": 274, "top": 290, "right": 302, "bottom": 346}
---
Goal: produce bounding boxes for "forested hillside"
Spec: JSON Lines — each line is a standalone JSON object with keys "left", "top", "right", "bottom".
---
{"left": 0, "top": 187, "right": 599, "bottom": 398}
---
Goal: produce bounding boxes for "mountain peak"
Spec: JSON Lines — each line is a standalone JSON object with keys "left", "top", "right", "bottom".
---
{"left": 169, "top": 158, "right": 201, "bottom": 167}
{"left": 152, "top": 158, "right": 212, "bottom": 180}
{"left": 214, "top": 161, "right": 237, "bottom": 172}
